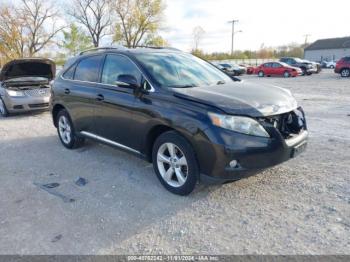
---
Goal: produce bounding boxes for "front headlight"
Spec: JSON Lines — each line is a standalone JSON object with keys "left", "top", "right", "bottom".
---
{"left": 6, "top": 90, "right": 25, "bottom": 97}
{"left": 208, "top": 112, "right": 270, "bottom": 138}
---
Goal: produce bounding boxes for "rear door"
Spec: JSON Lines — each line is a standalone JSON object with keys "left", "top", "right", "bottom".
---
{"left": 61, "top": 55, "right": 104, "bottom": 133}
{"left": 93, "top": 54, "right": 142, "bottom": 150}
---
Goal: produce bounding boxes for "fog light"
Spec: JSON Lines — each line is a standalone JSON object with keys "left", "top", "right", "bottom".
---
{"left": 230, "top": 160, "right": 238, "bottom": 168}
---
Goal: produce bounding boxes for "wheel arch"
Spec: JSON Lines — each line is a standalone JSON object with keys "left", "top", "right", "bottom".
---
{"left": 143, "top": 124, "right": 199, "bottom": 163}
{"left": 52, "top": 103, "right": 66, "bottom": 127}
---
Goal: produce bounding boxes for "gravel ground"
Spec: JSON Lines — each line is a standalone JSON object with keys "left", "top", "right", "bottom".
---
{"left": 0, "top": 70, "right": 349, "bottom": 255}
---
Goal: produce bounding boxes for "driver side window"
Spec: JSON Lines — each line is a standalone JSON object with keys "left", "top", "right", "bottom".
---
{"left": 101, "top": 55, "right": 142, "bottom": 86}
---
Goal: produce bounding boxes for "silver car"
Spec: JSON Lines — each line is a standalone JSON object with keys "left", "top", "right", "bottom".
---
{"left": 0, "top": 58, "right": 55, "bottom": 117}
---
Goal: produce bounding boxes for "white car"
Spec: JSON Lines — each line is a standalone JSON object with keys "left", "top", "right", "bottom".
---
{"left": 324, "top": 61, "right": 337, "bottom": 69}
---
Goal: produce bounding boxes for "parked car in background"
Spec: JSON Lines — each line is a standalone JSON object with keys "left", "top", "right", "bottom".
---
{"left": 239, "top": 64, "right": 256, "bottom": 75}
{"left": 217, "top": 63, "right": 246, "bottom": 76}
{"left": 279, "top": 57, "right": 316, "bottom": 75}
{"left": 0, "top": 58, "right": 55, "bottom": 117}
{"left": 322, "top": 61, "right": 337, "bottom": 69}
{"left": 335, "top": 57, "right": 350, "bottom": 77}
{"left": 256, "top": 62, "right": 302, "bottom": 78}
{"left": 51, "top": 47, "right": 308, "bottom": 195}
{"left": 304, "top": 60, "right": 321, "bottom": 74}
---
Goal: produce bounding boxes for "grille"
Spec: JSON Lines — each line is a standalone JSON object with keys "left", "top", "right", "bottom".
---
{"left": 28, "top": 103, "right": 50, "bottom": 108}
{"left": 259, "top": 108, "right": 307, "bottom": 139}
{"left": 24, "top": 87, "right": 50, "bottom": 97}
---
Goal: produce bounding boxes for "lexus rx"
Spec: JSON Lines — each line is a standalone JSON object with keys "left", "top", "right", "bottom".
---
{"left": 51, "top": 47, "right": 308, "bottom": 195}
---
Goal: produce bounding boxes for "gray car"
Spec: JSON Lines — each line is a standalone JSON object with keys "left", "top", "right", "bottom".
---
{"left": 0, "top": 58, "right": 55, "bottom": 117}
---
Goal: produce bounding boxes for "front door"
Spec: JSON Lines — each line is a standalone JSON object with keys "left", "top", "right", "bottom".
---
{"left": 93, "top": 54, "right": 143, "bottom": 150}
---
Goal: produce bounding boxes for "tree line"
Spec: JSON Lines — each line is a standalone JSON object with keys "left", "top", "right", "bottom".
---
{"left": 191, "top": 43, "right": 306, "bottom": 61}
{"left": 0, "top": 0, "right": 307, "bottom": 67}
{"left": 0, "top": 0, "right": 166, "bottom": 66}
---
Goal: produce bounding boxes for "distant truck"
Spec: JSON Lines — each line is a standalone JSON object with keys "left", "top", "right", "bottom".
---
{"left": 279, "top": 57, "right": 316, "bottom": 76}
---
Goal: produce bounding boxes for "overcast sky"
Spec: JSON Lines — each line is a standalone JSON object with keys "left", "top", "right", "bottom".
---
{"left": 162, "top": 0, "right": 350, "bottom": 53}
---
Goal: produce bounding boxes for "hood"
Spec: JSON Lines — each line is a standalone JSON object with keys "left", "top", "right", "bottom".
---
{"left": 172, "top": 81, "right": 298, "bottom": 117}
{"left": 0, "top": 58, "right": 56, "bottom": 81}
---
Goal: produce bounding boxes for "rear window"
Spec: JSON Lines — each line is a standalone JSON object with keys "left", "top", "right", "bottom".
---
{"left": 74, "top": 55, "right": 103, "bottom": 82}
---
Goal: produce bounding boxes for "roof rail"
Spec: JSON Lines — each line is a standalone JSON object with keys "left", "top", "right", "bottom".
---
{"left": 136, "top": 46, "right": 182, "bottom": 52}
{"left": 79, "top": 46, "right": 127, "bottom": 56}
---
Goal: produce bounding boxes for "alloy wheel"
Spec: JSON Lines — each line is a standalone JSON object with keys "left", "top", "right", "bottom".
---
{"left": 341, "top": 69, "right": 350, "bottom": 77}
{"left": 157, "top": 142, "right": 188, "bottom": 188}
{"left": 58, "top": 115, "right": 72, "bottom": 144}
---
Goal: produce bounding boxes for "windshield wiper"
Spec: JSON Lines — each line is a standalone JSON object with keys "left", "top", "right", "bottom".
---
{"left": 217, "top": 80, "right": 226, "bottom": 85}
{"left": 168, "top": 84, "right": 196, "bottom": 88}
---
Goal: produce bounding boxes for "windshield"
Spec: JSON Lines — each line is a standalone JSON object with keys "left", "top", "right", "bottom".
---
{"left": 135, "top": 52, "right": 232, "bottom": 88}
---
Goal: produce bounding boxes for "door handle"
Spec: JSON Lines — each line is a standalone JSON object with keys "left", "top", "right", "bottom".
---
{"left": 96, "top": 94, "right": 104, "bottom": 101}
{"left": 64, "top": 88, "right": 70, "bottom": 94}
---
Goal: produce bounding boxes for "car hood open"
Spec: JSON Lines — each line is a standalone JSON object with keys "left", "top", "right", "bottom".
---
{"left": 172, "top": 81, "right": 298, "bottom": 117}
{"left": 0, "top": 58, "right": 56, "bottom": 81}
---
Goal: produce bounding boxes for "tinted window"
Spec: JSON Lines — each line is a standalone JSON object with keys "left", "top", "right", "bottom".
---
{"left": 264, "top": 63, "right": 271, "bottom": 68}
{"left": 74, "top": 55, "right": 103, "bottom": 82}
{"left": 63, "top": 65, "right": 75, "bottom": 80}
{"left": 272, "top": 63, "right": 281, "bottom": 68}
{"left": 101, "top": 55, "right": 142, "bottom": 85}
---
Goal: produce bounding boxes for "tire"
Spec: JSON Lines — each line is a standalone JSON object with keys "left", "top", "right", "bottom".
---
{"left": 56, "top": 109, "right": 84, "bottom": 149}
{"left": 340, "top": 68, "right": 350, "bottom": 78}
{"left": 330, "top": 65, "right": 335, "bottom": 69}
{"left": 258, "top": 71, "right": 265, "bottom": 77}
{"left": 152, "top": 131, "right": 199, "bottom": 196}
{"left": 284, "top": 71, "right": 291, "bottom": 78}
{"left": 0, "top": 98, "right": 9, "bottom": 117}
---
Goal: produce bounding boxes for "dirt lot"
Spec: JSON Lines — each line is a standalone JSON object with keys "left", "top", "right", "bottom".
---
{"left": 0, "top": 70, "right": 349, "bottom": 255}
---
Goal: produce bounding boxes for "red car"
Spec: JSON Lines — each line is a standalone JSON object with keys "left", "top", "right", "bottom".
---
{"left": 256, "top": 62, "right": 302, "bottom": 78}
{"left": 335, "top": 57, "right": 350, "bottom": 77}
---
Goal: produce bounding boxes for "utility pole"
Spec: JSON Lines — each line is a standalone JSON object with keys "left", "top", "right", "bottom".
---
{"left": 303, "top": 34, "right": 311, "bottom": 45}
{"left": 228, "top": 19, "right": 239, "bottom": 56}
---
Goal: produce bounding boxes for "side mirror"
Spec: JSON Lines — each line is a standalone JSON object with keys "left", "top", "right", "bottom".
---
{"left": 116, "top": 74, "right": 139, "bottom": 89}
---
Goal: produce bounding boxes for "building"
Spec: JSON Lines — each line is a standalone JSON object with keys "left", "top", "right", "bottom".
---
{"left": 304, "top": 36, "right": 350, "bottom": 62}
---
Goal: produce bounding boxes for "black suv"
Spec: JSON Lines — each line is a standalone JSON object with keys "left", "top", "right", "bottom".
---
{"left": 51, "top": 47, "right": 308, "bottom": 195}
{"left": 279, "top": 57, "right": 316, "bottom": 75}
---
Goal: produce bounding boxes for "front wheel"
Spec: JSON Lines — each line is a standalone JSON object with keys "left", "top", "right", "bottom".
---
{"left": 56, "top": 109, "right": 84, "bottom": 149}
{"left": 340, "top": 68, "right": 350, "bottom": 77}
{"left": 0, "top": 98, "right": 8, "bottom": 117}
{"left": 152, "top": 131, "right": 199, "bottom": 196}
{"left": 258, "top": 71, "right": 265, "bottom": 77}
{"left": 284, "top": 71, "right": 291, "bottom": 78}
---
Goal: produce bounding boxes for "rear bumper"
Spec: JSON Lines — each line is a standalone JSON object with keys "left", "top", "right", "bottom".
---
{"left": 2, "top": 95, "right": 50, "bottom": 113}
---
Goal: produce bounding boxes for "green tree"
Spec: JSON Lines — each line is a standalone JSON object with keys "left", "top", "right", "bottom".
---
{"left": 61, "top": 24, "right": 93, "bottom": 56}
{"left": 112, "top": 0, "right": 165, "bottom": 48}
{"left": 144, "top": 34, "right": 168, "bottom": 47}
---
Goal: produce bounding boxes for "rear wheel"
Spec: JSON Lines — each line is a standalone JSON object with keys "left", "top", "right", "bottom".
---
{"left": 0, "top": 98, "right": 8, "bottom": 117}
{"left": 340, "top": 68, "right": 350, "bottom": 77}
{"left": 152, "top": 131, "right": 199, "bottom": 196}
{"left": 284, "top": 71, "right": 291, "bottom": 78}
{"left": 258, "top": 71, "right": 265, "bottom": 77}
{"left": 56, "top": 110, "right": 84, "bottom": 149}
